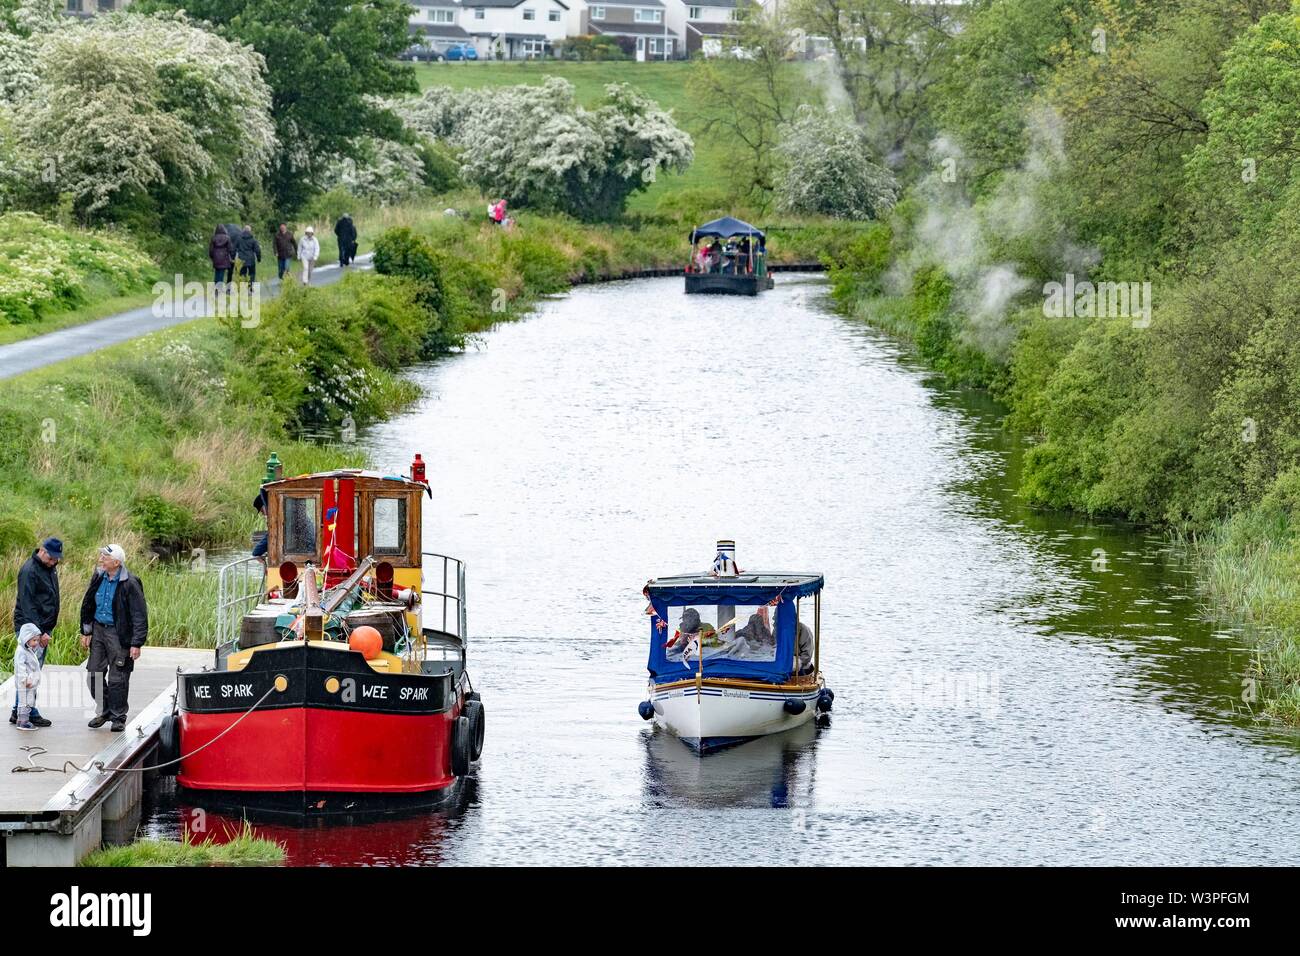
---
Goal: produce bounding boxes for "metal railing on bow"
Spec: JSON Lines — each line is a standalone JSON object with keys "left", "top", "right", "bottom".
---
{"left": 421, "top": 551, "right": 467, "bottom": 643}
{"left": 216, "top": 556, "right": 266, "bottom": 649}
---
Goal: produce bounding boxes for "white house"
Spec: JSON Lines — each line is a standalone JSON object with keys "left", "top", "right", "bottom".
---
{"left": 408, "top": 0, "right": 476, "bottom": 54}
{"left": 580, "top": 0, "right": 680, "bottom": 61}
{"left": 461, "top": 0, "right": 572, "bottom": 59}
{"left": 667, "top": 0, "right": 742, "bottom": 57}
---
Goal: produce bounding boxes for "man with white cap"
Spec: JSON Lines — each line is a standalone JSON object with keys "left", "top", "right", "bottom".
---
{"left": 79, "top": 544, "right": 148, "bottom": 733}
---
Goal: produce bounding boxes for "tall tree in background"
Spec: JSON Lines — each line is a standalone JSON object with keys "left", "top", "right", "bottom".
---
{"left": 134, "top": 0, "right": 417, "bottom": 214}
{"left": 789, "top": 0, "right": 958, "bottom": 166}
{"left": 931, "top": 0, "right": 1078, "bottom": 194}
{"left": 689, "top": 5, "right": 811, "bottom": 209}
{"left": 1046, "top": 0, "right": 1286, "bottom": 275}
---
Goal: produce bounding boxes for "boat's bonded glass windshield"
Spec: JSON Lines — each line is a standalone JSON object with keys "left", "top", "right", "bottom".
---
{"left": 283, "top": 496, "right": 318, "bottom": 556}
{"left": 372, "top": 496, "right": 407, "bottom": 555}
{"left": 662, "top": 604, "right": 778, "bottom": 667}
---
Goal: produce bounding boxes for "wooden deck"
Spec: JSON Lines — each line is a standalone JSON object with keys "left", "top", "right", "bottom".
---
{"left": 0, "top": 646, "right": 209, "bottom": 865}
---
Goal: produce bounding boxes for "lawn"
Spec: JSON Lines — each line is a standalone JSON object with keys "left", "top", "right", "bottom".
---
{"left": 411, "top": 60, "right": 728, "bottom": 214}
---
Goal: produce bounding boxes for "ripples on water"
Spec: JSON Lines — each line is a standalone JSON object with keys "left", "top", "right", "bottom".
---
{"left": 142, "top": 276, "right": 1300, "bottom": 865}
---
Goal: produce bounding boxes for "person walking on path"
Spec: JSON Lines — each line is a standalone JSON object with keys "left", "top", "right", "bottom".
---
{"left": 13, "top": 624, "right": 43, "bottom": 732}
{"left": 208, "top": 225, "right": 235, "bottom": 292}
{"left": 236, "top": 225, "right": 262, "bottom": 286}
{"left": 10, "top": 537, "right": 60, "bottom": 727}
{"left": 79, "top": 544, "right": 148, "bottom": 733}
{"left": 334, "top": 214, "right": 357, "bottom": 267}
{"left": 298, "top": 226, "right": 320, "bottom": 285}
{"left": 273, "top": 223, "right": 297, "bottom": 280}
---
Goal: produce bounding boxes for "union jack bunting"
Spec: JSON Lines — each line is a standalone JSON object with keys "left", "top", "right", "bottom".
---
{"left": 710, "top": 552, "right": 742, "bottom": 577}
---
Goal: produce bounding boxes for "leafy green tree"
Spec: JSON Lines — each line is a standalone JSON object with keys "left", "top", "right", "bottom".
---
{"left": 931, "top": 0, "right": 1079, "bottom": 193}
{"left": 1045, "top": 0, "right": 1284, "bottom": 276}
{"left": 688, "top": 5, "right": 812, "bottom": 208}
{"left": 789, "top": 0, "right": 959, "bottom": 165}
{"left": 1183, "top": 8, "right": 1300, "bottom": 253}
{"left": 134, "top": 0, "right": 417, "bottom": 214}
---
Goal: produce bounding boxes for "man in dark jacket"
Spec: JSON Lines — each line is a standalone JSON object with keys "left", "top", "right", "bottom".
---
{"left": 9, "top": 537, "right": 61, "bottom": 727}
{"left": 79, "top": 544, "right": 148, "bottom": 733}
{"left": 334, "top": 214, "right": 357, "bottom": 267}
{"left": 236, "top": 225, "right": 262, "bottom": 284}
{"left": 208, "top": 226, "right": 235, "bottom": 291}
{"left": 273, "top": 223, "right": 297, "bottom": 280}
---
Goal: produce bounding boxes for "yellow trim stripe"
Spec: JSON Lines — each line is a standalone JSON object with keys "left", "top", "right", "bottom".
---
{"left": 652, "top": 674, "right": 822, "bottom": 694}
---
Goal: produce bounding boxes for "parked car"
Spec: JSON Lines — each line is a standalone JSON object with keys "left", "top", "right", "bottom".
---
{"left": 399, "top": 45, "right": 437, "bottom": 61}
{"left": 440, "top": 43, "right": 479, "bottom": 61}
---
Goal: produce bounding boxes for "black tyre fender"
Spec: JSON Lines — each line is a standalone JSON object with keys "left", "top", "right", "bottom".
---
{"left": 451, "top": 714, "right": 473, "bottom": 777}
{"left": 157, "top": 712, "right": 181, "bottom": 776}
{"left": 463, "top": 698, "right": 485, "bottom": 761}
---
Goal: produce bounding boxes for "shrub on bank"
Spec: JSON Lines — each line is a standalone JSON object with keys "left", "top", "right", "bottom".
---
{"left": 226, "top": 275, "right": 424, "bottom": 428}
{"left": 0, "top": 212, "right": 158, "bottom": 324}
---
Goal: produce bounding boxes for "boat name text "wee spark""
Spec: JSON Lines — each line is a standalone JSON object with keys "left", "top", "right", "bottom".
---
{"left": 337, "top": 679, "right": 430, "bottom": 703}
{"left": 191, "top": 683, "right": 255, "bottom": 699}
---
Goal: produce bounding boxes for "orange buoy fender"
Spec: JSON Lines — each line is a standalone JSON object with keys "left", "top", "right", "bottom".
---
{"left": 348, "top": 626, "right": 383, "bottom": 660}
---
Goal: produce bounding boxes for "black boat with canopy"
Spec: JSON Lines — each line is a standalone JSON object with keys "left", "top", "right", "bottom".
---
{"left": 685, "top": 216, "right": 775, "bottom": 296}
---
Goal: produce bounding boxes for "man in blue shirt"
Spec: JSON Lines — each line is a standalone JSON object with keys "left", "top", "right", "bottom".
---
{"left": 79, "top": 544, "right": 149, "bottom": 733}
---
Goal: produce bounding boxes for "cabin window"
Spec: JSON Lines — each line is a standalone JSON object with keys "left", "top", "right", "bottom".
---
{"left": 663, "top": 604, "right": 779, "bottom": 665}
{"left": 371, "top": 497, "right": 407, "bottom": 556}
{"left": 282, "top": 496, "right": 319, "bottom": 557}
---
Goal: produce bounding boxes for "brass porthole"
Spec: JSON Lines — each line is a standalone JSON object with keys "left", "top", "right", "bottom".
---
{"left": 274, "top": 675, "right": 289, "bottom": 693}
{"left": 325, "top": 677, "right": 340, "bottom": 694}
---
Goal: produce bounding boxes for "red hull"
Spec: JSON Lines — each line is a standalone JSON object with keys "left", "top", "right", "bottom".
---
{"left": 178, "top": 704, "right": 459, "bottom": 794}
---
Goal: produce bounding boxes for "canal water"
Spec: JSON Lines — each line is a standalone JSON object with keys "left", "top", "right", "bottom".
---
{"left": 141, "top": 275, "right": 1300, "bottom": 864}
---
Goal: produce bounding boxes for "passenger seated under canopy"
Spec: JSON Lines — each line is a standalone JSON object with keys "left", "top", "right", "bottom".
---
{"left": 666, "top": 607, "right": 716, "bottom": 653}
{"left": 665, "top": 605, "right": 778, "bottom": 665}
{"left": 724, "top": 606, "right": 774, "bottom": 657}
{"left": 795, "top": 620, "right": 814, "bottom": 673}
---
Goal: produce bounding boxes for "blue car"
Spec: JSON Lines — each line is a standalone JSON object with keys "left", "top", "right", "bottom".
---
{"left": 441, "top": 43, "right": 479, "bottom": 61}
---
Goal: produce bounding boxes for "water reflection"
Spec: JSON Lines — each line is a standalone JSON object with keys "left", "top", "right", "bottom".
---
{"left": 141, "top": 778, "right": 477, "bottom": 866}
{"left": 641, "top": 722, "right": 819, "bottom": 809}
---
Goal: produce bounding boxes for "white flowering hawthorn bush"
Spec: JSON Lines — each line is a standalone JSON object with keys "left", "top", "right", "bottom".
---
{"left": 1, "top": 12, "right": 275, "bottom": 234}
{"left": 403, "top": 78, "right": 693, "bottom": 220}
{"left": 321, "top": 136, "right": 428, "bottom": 206}
{"left": 0, "top": 211, "right": 158, "bottom": 323}
{"left": 775, "top": 106, "right": 899, "bottom": 221}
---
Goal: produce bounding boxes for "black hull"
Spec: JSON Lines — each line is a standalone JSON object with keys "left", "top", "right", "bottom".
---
{"left": 177, "top": 778, "right": 464, "bottom": 820}
{"left": 685, "top": 273, "right": 774, "bottom": 296}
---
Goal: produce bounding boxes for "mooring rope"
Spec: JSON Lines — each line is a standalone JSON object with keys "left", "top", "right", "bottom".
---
{"left": 11, "top": 748, "right": 96, "bottom": 775}
{"left": 9, "top": 685, "right": 277, "bottom": 775}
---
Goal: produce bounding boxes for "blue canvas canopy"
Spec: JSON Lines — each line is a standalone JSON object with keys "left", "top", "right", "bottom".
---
{"left": 689, "top": 217, "right": 765, "bottom": 243}
{"left": 644, "top": 574, "right": 822, "bottom": 684}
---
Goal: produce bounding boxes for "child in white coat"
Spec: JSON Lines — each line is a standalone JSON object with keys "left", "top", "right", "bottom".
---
{"left": 14, "top": 623, "right": 43, "bottom": 731}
